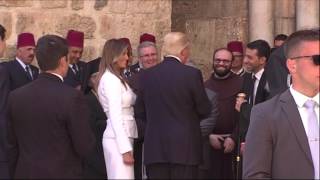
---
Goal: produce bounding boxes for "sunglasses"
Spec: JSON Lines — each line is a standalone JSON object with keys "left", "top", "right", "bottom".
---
{"left": 290, "top": 55, "right": 319, "bottom": 65}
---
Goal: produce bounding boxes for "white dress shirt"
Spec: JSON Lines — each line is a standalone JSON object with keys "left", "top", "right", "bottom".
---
{"left": 290, "top": 86, "right": 319, "bottom": 179}
{"left": 253, "top": 68, "right": 264, "bottom": 105}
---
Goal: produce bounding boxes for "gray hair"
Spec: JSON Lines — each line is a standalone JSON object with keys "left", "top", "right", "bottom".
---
{"left": 137, "top": 41, "right": 157, "bottom": 57}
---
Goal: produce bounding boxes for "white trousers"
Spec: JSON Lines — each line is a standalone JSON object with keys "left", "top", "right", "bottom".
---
{"left": 103, "top": 138, "right": 134, "bottom": 179}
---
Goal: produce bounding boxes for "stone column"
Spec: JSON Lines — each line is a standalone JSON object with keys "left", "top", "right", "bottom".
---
{"left": 296, "top": 0, "right": 320, "bottom": 30}
{"left": 249, "top": 0, "right": 274, "bottom": 45}
{"left": 274, "top": 0, "right": 296, "bottom": 36}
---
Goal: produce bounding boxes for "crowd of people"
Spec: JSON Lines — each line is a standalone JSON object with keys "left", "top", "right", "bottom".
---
{"left": 0, "top": 23, "right": 319, "bottom": 179}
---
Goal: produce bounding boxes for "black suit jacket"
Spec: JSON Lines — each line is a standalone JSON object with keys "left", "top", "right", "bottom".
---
{"left": 135, "top": 57, "right": 211, "bottom": 165}
{"left": 239, "top": 71, "right": 269, "bottom": 141}
{"left": 7, "top": 73, "right": 95, "bottom": 178}
{"left": 64, "top": 61, "right": 86, "bottom": 88}
{"left": 265, "top": 45, "right": 290, "bottom": 98}
{"left": 0, "top": 63, "right": 10, "bottom": 178}
{"left": 83, "top": 91, "right": 107, "bottom": 179}
{"left": 5, "top": 59, "right": 39, "bottom": 91}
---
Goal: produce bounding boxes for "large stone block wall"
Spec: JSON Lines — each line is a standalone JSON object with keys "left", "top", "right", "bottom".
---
{"left": 172, "top": 0, "right": 249, "bottom": 80}
{"left": 0, "top": 0, "right": 172, "bottom": 64}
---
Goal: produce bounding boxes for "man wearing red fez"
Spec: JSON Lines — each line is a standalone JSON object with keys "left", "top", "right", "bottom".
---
{"left": 129, "top": 33, "right": 157, "bottom": 77}
{"left": 139, "top": 33, "right": 156, "bottom": 44}
{"left": 227, "top": 41, "right": 246, "bottom": 76}
{"left": 64, "top": 29, "right": 87, "bottom": 90}
{"left": 4, "top": 32, "right": 39, "bottom": 91}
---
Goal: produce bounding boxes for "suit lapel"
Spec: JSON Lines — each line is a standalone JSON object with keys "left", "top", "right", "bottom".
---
{"left": 280, "top": 90, "right": 313, "bottom": 164}
{"left": 255, "top": 72, "right": 268, "bottom": 104}
{"left": 13, "top": 60, "right": 31, "bottom": 81}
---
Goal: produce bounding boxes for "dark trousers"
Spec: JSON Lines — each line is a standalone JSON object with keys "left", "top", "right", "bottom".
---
{"left": 209, "top": 148, "right": 235, "bottom": 179}
{"left": 0, "top": 162, "right": 9, "bottom": 179}
{"left": 146, "top": 163, "right": 198, "bottom": 179}
{"left": 134, "top": 139, "right": 143, "bottom": 179}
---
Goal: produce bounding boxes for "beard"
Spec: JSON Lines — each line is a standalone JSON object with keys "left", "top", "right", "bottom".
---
{"left": 213, "top": 66, "right": 231, "bottom": 77}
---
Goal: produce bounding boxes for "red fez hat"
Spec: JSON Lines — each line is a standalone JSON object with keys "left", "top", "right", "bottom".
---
{"left": 227, "top": 41, "right": 243, "bottom": 54}
{"left": 17, "top": 32, "right": 35, "bottom": 48}
{"left": 139, "top": 33, "right": 156, "bottom": 44}
{"left": 119, "top": 37, "right": 132, "bottom": 50}
{"left": 66, "top": 30, "right": 84, "bottom": 48}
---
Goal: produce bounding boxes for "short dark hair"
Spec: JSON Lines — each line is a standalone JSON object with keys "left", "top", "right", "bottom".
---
{"left": 274, "top": 34, "right": 288, "bottom": 41}
{"left": 284, "top": 29, "right": 319, "bottom": 58}
{"left": 247, "top": 40, "right": 271, "bottom": 60}
{"left": 36, "top": 35, "right": 68, "bottom": 71}
{"left": 0, "top": 24, "right": 6, "bottom": 41}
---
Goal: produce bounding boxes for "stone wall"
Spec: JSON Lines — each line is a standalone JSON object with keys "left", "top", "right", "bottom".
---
{"left": 172, "top": 0, "right": 248, "bottom": 79}
{"left": 0, "top": 0, "right": 172, "bottom": 65}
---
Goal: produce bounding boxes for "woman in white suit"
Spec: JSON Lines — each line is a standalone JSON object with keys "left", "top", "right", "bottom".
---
{"left": 97, "top": 39, "right": 138, "bottom": 179}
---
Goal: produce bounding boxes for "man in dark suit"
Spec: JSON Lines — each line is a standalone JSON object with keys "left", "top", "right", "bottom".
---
{"left": 0, "top": 24, "right": 9, "bottom": 178}
{"left": 265, "top": 44, "right": 290, "bottom": 98}
{"left": 5, "top": 32, "right": 39, "bottom": 91}
{"left": 235, "top": 40, "right": 270, "bottom": 179}
{"left": 236, "top": 40, "right": 271, "bottom": 144}
{"left": 129, "top": 40, "right": 159, "bottom": 179}
{"left": 6, "top": 34, "right": 95, "bottom": 178}
{"left": 135, "top": 32, "right": 211, "bottom": 179}
{"left": 129, "top": 33, "right": 157, "bottom": 75}
{"left": 64, "top": 29, "right": 86, "bottom": 89}
{"left": 82, "top": 60, "right": 107, "bottom": 179}
{"left": 244, "top": 29, "right": 319, "bottom": 179}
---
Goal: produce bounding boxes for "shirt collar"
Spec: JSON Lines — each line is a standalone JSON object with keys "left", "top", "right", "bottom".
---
{"left": 49, "top": 72, "right": 64, "bottom": 82}
{"left": 231, "top": 68, "right": 244, "bottom": 75}
{"left": 16, "top": 57, "right": 27, "bottom": 69}
{"left": 253, "top": 68, "right": 264, "bottom": 81}
{"left": 165, "top": 55, "right": 182, "bottom": 63}
{"left": 290, "top": 85, "right": 319, "bottom": 108}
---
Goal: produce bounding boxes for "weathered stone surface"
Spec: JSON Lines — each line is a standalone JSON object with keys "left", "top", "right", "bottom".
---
{"left": 275, "top": 18, "right": 295, "bottom": 36}
{"left": 71, "top": 0, "right": 84, "bottom": 10}
{"left": 296, "top": 0, "right": 319, "bottom": 30}
{"left": 106, "top": 0, "right": 127, "bottom": 13}
{"left": 3, "top": 44, "right": 16, "bottom": 60}
{"left": 130, "top": 0, "right": 157, "bottom": 14}
{"left": 56, "top": 14, "right": 96, "bottom": 39}
{"left": 40, "top": 0, "right": 67, "bottom": 9}
{"left": 0, "top": 11, "right": 12, "bottom": 40}
{"left": 82, "top": 46, "right": 96, "bottom": 61}
{"left": 0, "top": 0, "right": 33, "bottom": 7}
{"left": 185, "top": 17, "right": 248, "bottom": 80}
{"left": 16, "top": 13, "right": 35, "bottom": 34}
{"left": 94, "top": 0, "right": 108, "bottom": 10}
{"left": 275, "top": 0, "right": 296, "bottom": 18}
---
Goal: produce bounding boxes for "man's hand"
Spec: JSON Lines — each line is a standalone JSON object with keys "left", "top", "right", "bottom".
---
{"left": 235, "top": 96, "right": 247, "bottom": 112}
{"left": 209, "top": 134, "right": 224, "bottom": 150}
{"left": 122, "top": 151, "right": 134, "bottom": 165}
{"left": 223, "top": 137, "right": 235, "bottom": 153}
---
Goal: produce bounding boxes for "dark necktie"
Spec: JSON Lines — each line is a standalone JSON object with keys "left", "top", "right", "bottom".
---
{"left": 25, "top": 65, "right": 33, "bottom": 80}
{"left": 248, "top": 74, "right": 256, "bottom": 105}
{"left": 72, "top": 64, "right": 80, "bottom": 79}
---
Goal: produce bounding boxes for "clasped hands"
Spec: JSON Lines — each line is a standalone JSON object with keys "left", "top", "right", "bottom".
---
{"left": 209, "top": 134, "right": 235, "bottom": 153}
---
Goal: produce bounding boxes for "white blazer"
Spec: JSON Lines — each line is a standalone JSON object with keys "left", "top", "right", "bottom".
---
{"left": 98, "top": 70, "right": 138, "bottom": 154}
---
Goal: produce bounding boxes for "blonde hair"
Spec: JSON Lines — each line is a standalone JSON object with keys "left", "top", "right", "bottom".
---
{"left": 98, "top": 38, "right": 128, "bottom": 88}
{"left": 162, "top": 32, "right": 189, "bottom": 57}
